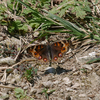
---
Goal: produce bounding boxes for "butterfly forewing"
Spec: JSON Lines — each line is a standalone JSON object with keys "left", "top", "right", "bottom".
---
{"left": 50, "top": 40, "right": 70, "bottom": 62}
{"left": 27, "top": 44, "right": 50, "bottom": 63}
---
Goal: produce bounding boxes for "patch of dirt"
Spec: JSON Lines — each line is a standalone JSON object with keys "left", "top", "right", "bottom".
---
{"left": 0, "top": 29, "right": 100, "bottom": 100}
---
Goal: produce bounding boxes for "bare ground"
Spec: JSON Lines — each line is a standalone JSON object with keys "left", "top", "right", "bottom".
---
{"left": 0, "top": 28, "right": 100, "bottom": 100}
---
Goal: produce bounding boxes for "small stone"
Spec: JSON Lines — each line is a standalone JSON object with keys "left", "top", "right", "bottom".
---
{"left": 72, "top": 83, "right": 80, "bottom": 89}
{"left": 0, "top": 57, "right": 15, "bottom": 65}
{"left": 79, "top": 94, "right": 86, "bottom": 98}
{"left": 23, "top": 85, "right": 29, "bottom": 90}
{"left": 82, "top": 64, "right": 92, "bottom": 70}
{"left": 89, "top": 52, "right": 96, "bottom": 56}
{"left": 42, "top": 81, "right": 53, "bottom": 88}
{"left": 66, "top": 88, "right": 73, "bottom": 92}
{"left": 53, "top": 80, "right": 59, "bottom": 84}
{"left": 77, "top": 52, "right": 96, "bottom": 64}
{"left": 52, "top": 91, "right": 56, "bottom": 95}
{"left": 81, "top": 83, "right": 85, "bottom": 86}
{"left": 73, "top": 71, "right": 80, "bottom": 75}
{"left": 33, "top": 31, "right": 39, "bottom": 37}
{"left": 60, "top": 89, "right": 64, "bottom": 92}
{"left": 63, "top": 77, "right": 72, "bottom": 86}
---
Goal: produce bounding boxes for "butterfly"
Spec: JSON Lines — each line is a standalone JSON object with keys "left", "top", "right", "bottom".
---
{"left": 27, "top": 40, "right": 70, "bottom": 64}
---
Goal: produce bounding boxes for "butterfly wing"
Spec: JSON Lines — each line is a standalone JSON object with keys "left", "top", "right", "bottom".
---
{"left": 27, "top": 44, "right": 50, "bottom": 63}
{"left": 50, "top": 40, "right": 70, "bottom": 62}
{"left": 27, "top": 40, "right": 70, "bottom": 64}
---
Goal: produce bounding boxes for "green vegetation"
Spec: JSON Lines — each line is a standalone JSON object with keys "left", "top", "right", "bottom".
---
{"left": 0, "top": 0, "right": 99, "bottom": 40}
{"left": 24, "top": 66, "right": 38, "bottom": 82}
{"left": 80, "top": 68, "right": 87, "bottom": 73}
{"left": 50, "top": 0, "right": 91, "bottom": 19}
{"left": 86, "top": 57, "right": 100, "bottom": 64}
{"left": 14, "top": 88, "right": 26, "bottom": 100}
{"left": 0, "top": 0, "right": 100, "bottom": 61}
{"left": 14, "top": 88, "right": 34, "bottom": 100}
{"left": 41, "top": 88, "right": 55, "bottom": 100}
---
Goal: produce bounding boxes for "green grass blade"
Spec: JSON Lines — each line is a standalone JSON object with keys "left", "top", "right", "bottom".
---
{"left": 86, "top": 57, "right": 100, "bottom": 64}
{"left": 42, "top": 9, "right": 86, "bottom": 37}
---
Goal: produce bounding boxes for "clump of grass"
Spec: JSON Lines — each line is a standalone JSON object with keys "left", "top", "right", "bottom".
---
{"left": 24, "top": 65, "right": 38, "bottom": 82}
{"left": 41, "top": 88, "right": 55, "bottom": 100}
{"left": 14, "top": 88, "right": 34, "bottom": 100}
